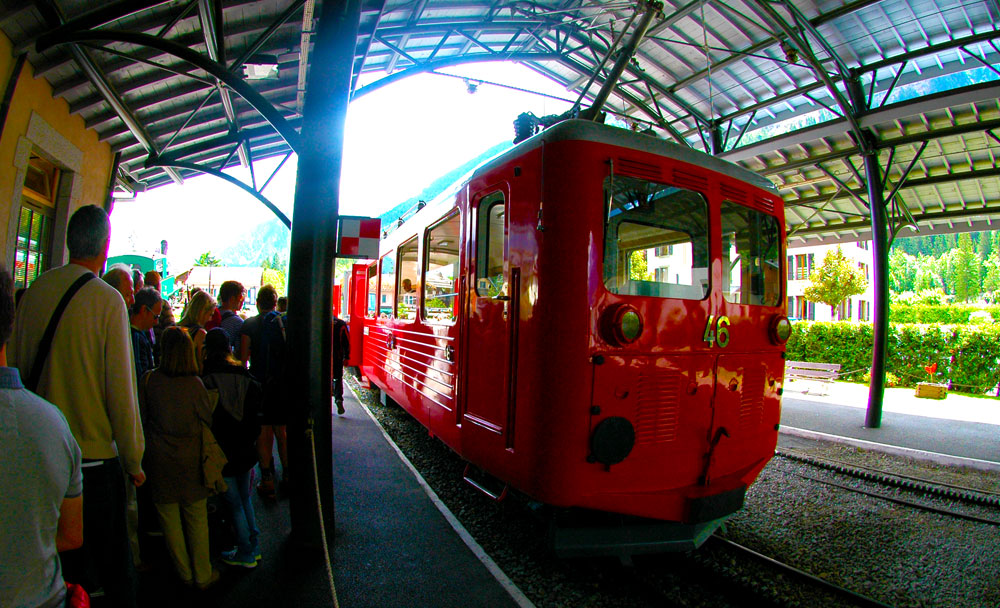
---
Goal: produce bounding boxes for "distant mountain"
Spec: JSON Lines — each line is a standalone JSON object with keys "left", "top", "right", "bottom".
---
{"left": 377, "top": 139, "right": 514, "bottom": 225}
{"left": 219, "top": 139, "right": 514, "bottom": 267}
{"left": 220, "top": 218, "right": 291, "bottom": 267}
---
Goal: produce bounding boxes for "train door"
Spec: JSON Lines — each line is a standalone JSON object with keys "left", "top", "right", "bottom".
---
{"left": 461, "top": 187, "right": 512, "bottom": 447}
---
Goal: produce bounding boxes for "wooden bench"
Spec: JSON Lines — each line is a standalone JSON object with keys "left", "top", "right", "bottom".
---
{"left": 785, "top": 361, "right": 841, "bottom": 396}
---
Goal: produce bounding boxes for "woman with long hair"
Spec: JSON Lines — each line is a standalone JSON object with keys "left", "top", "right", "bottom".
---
{"left": 202, "top": 328, "right": 262, "bottom": 568}
{"left": 178, "top": 290, "right": 216, "bottom": 369}
{"left": 138, "top": 326, "right": 219, "bottom": 589}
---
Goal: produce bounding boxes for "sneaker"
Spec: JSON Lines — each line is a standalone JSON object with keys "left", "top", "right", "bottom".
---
{"left": 336, "top": 400, "right": 345, "bottom": 415}
{"left": 221, "top": 549, "right": 258, "bottom": 569}
{"left": 195, "top": 568, "right": 221, "bottom": 590}
{"left": 257, "top": 471, "right": 275, "bottom": 497}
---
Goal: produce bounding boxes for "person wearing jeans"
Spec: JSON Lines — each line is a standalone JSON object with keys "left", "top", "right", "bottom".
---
{"left": 202, "top": 328, "right": 263, "bottom": 567}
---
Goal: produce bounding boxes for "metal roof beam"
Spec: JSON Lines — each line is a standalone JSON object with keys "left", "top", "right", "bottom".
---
{"left": 14, "top": 0, "right": 171, "bottom": 55}
{"left": 147, "top": 159, "right": 290, "bottom": 228}
{"left": 722, "top": 80, "right": 1000, "bottom": 162}
{"left": 37, "top": 28, "right": 301, "bottom": 154}
{"left": 198, "top": 0, "right": 248, "bottom": 168}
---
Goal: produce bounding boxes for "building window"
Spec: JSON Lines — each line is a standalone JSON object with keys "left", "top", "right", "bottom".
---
{"left": 15, "top": 155, "right": 60, "bottom": 289}
{"left": 14, "top": 204, "right": 53, "bottom": 289}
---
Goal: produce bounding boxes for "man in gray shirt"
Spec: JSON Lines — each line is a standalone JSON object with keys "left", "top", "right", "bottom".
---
{"left": 0, "top": 263, "right": 84, "bottom": 608}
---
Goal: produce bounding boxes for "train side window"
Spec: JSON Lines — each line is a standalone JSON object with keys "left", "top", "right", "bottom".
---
{"left": 476, "top": 192, "right": 505, "bottom": 297}
{"left": 365, "top": 263, "right": 378, "bottom": 318}
{"left": 423, "top": 212, "right": 460, "bottom": 323}
{"left": 721, "top": 201, "right": 782, "bottom": 306}
{"left": 396, "top": 237, "right": 419, "bottom": 321}
{"left": 603, "top": 176, "right": 709, "bottom": 300}
{"left": 379, "top": 253, "right": 395, "bottom": 318}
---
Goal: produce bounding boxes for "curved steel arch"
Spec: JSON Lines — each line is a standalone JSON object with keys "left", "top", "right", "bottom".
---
{"left": 351, "top": 52, "right": 561, "bottom": 99}
{"left": 35, "top": 28, "right": 301, "bottom": 154}
{"left": 146, "top": 158, "right": 291, "bottom": 229}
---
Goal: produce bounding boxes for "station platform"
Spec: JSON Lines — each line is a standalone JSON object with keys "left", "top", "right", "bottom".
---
{"left": 134, "top": 385, "right": 530, "bottom": 608}
{"left": 779, "top": 379, "right": 1000, "bottom": 471}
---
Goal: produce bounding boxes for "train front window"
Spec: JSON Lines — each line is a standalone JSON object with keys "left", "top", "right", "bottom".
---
{"left": 396, "top": 237, "right": 419, "bottom": 321}
{"left": 604, "top": 176, "right": 709, "bottom": 300}
{"left": 424, "top": 212, "right": 460, "bottom": 323}
{"left": 721, "top": 202, "right": 782, "bottom": 306}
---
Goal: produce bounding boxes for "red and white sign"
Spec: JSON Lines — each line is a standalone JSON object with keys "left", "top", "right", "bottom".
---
{"left": 336, "top": 216, "right": 381, "bottom": 259}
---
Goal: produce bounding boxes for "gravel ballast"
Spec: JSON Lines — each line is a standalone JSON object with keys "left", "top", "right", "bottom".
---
{"left": 347, "top": 376, "right": 1000, "bottom": 608}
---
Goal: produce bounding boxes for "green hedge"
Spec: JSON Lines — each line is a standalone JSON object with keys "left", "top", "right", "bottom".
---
{"left": 786, "top": 321, "right": 1000, "bottom": 394}
{"left": 890, "top": 304, "right": 1000, "bottom": 324}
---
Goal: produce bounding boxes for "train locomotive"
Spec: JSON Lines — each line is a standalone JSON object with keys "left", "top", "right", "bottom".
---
{"left": 347, "top": 119, "right": 790, "bottom": 556}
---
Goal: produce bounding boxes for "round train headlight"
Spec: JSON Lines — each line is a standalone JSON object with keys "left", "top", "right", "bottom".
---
{"left": 601, "top": 304, "right": 643, "bottom": 346}
{"left": 770, "top": 316, "right": 792, "bottom": 344}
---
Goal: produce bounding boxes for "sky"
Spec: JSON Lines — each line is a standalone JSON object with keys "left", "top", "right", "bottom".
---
{"left": 108, "top": 62, "right": 575, "bottom": 269}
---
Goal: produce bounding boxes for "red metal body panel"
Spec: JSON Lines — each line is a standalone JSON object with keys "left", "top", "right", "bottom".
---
{"left": 358, "top": 121, "right": 786, "bottom": 526}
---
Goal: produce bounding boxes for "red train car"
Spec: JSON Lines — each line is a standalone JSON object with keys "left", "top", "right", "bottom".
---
{"left": 351, "top": 120, "right": 790, "bottom": 555}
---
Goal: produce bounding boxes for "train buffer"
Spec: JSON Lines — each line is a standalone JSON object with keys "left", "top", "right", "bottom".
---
{"left": 785, "top": 361, "right": 841, "bottom": 396}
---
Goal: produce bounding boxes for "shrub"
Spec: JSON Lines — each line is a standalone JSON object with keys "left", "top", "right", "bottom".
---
{"left": 786, "top": 321, "right": 1000, "bottom": 393}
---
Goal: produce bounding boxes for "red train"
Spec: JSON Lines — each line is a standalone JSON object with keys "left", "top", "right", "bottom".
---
{"left": 344, "top": 120, "right": 790, "bottom": 555}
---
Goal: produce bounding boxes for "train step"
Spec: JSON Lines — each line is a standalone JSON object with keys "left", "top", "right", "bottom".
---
{"left": 462, "top": 464, "right": 509, "bottom": 502}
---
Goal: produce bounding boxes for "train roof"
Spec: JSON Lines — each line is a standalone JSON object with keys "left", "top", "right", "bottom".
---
{"left": 473, "top": 120, "right": 777, "bottom": 195}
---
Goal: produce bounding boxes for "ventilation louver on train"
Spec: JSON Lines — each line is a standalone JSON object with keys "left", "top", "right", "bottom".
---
{"left": 720, "top": 183, "right": 747, "bottom": 203}
{"left": 755, "top": 197, "right": 775, "bottom": 214}
{"left": 634, "top": 368, "right": 681, "bottom": 445}
{"left": 672, "top": 169, "right": 708, "bottom": 191}
{"left": 616, "top": 157, "right": 662, "bottom": 181}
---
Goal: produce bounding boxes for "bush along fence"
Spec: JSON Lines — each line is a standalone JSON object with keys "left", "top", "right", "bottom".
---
{"left": 785, "top": 321, "right": 1000, "bottom": 394}
{"left": 889, "top": 304, "right": 1000, "bottom": 324}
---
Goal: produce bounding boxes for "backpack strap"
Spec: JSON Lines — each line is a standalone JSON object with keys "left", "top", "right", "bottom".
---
{"left": 26, "top": 272, "right": 96, "bottom": 392}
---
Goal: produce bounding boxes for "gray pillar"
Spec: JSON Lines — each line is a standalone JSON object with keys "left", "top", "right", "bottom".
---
{"left": 864, "top": 149, "right": 889, "bottom": 428}
{"left": 286, "top": 0, "right": 361, "bottom": 544}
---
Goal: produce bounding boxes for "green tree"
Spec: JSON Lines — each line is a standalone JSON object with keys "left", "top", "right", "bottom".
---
{"left": 628, "top": 250, "right": 653, "bottom": 281}
{"left": 261, "top": 268, "right": 286, "bottom": 296}
{"left": 951, "top": 233, "right": 981, "bottom": 302}
{"left": 195, "top": 251, "right": 221, "bottom": 267}
{"left": 982, "top": 253, "right": 1000, "bottom": 301}
{"left": 803, "top": 247, "right": 868, "bottom": 320}
{"left": 888, "top": 249, "right": 918, "bottom": 293}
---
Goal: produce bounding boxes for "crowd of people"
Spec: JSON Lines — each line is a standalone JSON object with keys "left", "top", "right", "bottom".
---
{"left": 0, "top": 205, "right": 351, "bottom": 608}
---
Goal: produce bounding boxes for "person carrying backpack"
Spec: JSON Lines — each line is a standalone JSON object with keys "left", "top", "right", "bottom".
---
{"left": 239, "top": 285, "right": 287, "bottom": 498}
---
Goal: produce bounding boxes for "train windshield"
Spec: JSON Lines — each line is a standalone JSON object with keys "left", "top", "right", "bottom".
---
{"left": 603, "top": 175, "right": 709, "bottom": 300}
{"left": 721, "top": 201, "right": 782, "bottom": 307}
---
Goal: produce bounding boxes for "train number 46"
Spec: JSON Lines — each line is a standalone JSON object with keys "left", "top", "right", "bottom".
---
{"left": 703, "top": 315, "right": 731, "bottom": 348}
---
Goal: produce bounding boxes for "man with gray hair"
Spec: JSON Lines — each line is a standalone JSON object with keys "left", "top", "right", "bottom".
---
{"left": 102, "top": 263, "right": 134, "bottom": 309}
{"left": 10, "top": 204, "right": 144, "bottom": 608}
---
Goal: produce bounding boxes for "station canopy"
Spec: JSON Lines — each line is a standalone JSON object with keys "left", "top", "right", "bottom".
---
{"left": 4, "top": 0, "right": 1000, "bottom": 245}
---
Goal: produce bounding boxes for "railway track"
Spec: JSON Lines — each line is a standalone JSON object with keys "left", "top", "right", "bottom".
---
{"left": 776, "top": 449, "right": 1000, "bottom": 525}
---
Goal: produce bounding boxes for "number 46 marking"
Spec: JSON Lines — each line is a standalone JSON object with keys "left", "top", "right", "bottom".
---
{"left": 703, "top": 315, "right": 731, "bottom": 348}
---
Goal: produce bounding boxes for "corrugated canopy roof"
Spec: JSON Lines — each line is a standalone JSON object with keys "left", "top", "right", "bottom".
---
{"left": 3, "top": 0, "right": 999, "bottom": 244}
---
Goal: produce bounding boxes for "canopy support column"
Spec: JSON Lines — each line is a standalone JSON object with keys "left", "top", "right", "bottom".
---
{"left": 286, "top": 0, "right": 361, "bottom": 545}
{"left": 863, "top": 145, "right": 889, "bottom": 428}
